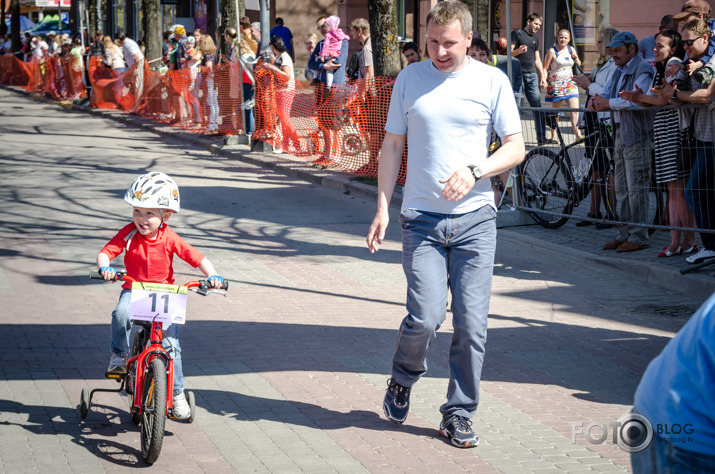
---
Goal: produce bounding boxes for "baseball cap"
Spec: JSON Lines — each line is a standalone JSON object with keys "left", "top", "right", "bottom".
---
{"left": 607, "top": 31, "right": 638, "bottom": 48}
{"left": 48, "top": 30, "right": 56, "bottom": 36}
{"left": 674, "top": 0, "right": 712, "bottom": 22}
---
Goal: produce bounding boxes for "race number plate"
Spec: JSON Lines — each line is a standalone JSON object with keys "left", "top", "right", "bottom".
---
{"left": 130, "top": 282, "right": 188, "bottom": 324}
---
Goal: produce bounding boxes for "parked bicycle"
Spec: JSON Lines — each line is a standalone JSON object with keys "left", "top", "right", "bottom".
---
{"left": 80, "top": 271, "right": 228, "bottom": 465}
{"left": 519, "top": 113, "right": 617, "bottom": 229}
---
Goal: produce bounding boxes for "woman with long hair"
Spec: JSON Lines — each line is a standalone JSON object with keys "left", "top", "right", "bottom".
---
{"left": 573, "top": 27, "right": 619, "bottom": 227}
{"left": 620, "top": 29, "right": 697, "bottom": 257}
{"left": 543, "top": 28, "right": 582, "bottom": 140}
{"left": 262, "top": 36, "right": 300, "bottom": 153}
{"left": 197, "top": 35, "right": 219, "bottom": 132}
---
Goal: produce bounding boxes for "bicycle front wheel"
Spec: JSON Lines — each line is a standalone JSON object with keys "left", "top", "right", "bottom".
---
{"left": 519, "top": 148, "right": 574, "bottom": 228}
{"left": 140, "top": 358, "right": 167, "bottom": 465}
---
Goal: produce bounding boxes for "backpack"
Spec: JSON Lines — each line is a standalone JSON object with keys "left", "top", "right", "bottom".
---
{"left": 346, "top": 51, "right": 361, "bottom": 81}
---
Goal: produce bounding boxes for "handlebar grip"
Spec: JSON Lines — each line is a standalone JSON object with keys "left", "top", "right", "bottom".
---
{"left": 200, "top": 279, "right": 229, "bottom": 291}
{"left": 89, "top": 270, "right": 125, "bottom": 281}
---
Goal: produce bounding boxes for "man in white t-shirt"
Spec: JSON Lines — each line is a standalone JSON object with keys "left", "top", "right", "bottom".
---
{"left": 366, "top": 1, "right": 524, "bottom": 449}
{"left": 115, "top": 31, "right": 145, "bottom": 111}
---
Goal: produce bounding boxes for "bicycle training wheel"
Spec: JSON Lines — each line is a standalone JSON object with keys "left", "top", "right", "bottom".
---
{"left": 140, "top": 358, "right": 167, "bottom": 465}
{"left": 80, "top": 388, "right": 90, "bottom": 419}
{"left": 519, "top": 147, "right": 573, "bottom": 228}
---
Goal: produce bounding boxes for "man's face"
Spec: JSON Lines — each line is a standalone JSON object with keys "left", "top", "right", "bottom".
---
{"left": 527, "top": 19, "right": 542, "bottom": 34}
{"left": 426, "top": 19, "right": 472, "bottom": 73}
{"left": 682, "top": 28, "right": 708, "bottom": 59}
{"left": 317, "top": 19, "right": 329, "bottom": 37}
{"left": 611, "top": 43, "right": 636, "bottom": 67}
{"left": 350, "top": 26, "right": 361, "bottom": 41}
{"left": 251, "top": 26, "right": 260, "bottom": 40}
{"left": 404, "top": 48, "right": 420, "bottom": 64}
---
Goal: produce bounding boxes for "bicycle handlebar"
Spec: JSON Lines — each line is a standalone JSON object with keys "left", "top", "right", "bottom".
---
{"left": 88, "top": 271, "right": 229, "bottom": 292}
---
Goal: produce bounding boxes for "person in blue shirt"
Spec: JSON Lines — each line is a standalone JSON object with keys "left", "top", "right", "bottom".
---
{"left": 631, "top": 291, "right": 715, "bottom": 472}
{"left": 270, "top": 17, "right": 294, "bottom": 60}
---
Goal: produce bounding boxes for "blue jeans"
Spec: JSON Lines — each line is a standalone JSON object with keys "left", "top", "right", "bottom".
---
{"left": 392, "top": 206, "right": 496, "bottom": 418}
{"left": 111, "top": 290, "right": 184, "bottom": 396}
{"left": 243, "top": 82, "right": 254, "bottom": 134}
{"left": 685, "top": 140, "right": 715, "bottom": 251}
{"left": 632, "top": 435, "right": 715, "bottom": 473}
{"left": 522, "top": 72, "right": 546, "bottom": 142}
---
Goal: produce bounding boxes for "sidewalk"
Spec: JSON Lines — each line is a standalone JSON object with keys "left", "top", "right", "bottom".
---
{"left": 11, "top": 84, "right": 715, "bottom": 301}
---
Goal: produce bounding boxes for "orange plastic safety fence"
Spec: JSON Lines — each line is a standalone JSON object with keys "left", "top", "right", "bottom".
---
{"left": 3, "top": 53, "right": 406, "bottom": 183}
{"left": 0, "top": 54, "right": 33, "bottom": 88}
{"left": 252, "top": 66, "right": 405, "bottom": 183}
{"left": 24, "top": 56, "right": 86, "bottom": 100}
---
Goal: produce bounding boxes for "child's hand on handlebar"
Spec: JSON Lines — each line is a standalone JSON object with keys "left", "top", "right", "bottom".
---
{"left": 100, "top": 266, "right": 117, "bottom": 281}
{"left": 207, "top": 275, "right": 225, "bottom": 289}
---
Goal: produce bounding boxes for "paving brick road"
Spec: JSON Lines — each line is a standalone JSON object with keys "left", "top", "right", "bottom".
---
{"left": 0, "top": 87, "right": 711, "bottom": 473}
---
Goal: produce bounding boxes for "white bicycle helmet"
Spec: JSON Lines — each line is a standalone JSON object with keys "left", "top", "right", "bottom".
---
{"left": 124, "top": 172, "right": 180, "bottom": 213}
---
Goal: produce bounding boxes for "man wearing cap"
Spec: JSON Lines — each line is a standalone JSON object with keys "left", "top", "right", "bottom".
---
{"left": 115, "top": 31, "right": 145, "bottom": 111}
{"left": 588, "top": 31, "right": 655, "bottom": 253}
{"left": 171, "top": 25, "right": 189, "bottom": 70}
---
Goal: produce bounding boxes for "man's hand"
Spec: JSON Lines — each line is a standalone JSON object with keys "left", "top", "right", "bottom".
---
{"left": 439, "top": 166, "right": 477, "bottom": 202}
{"left": 572, "top": 74, "right": 591, "bottom": 89}
{"left": 366, "top": 209, "right": 389, "bottom": 253}
{"left": 514, "top": 45, "right": 527, "bottom": 56}
{"left": 539, "top": 76, "right": 547, "bottom": 89}
{"left": 588, "top": 94, "right": 609, "bottom": 111}
{"left": 651, "top": 82, "right": 675, "bottom": 100}
{"left": 323, "top": 61, "right": 341, "bottom": 71}
{"left": 666, "top": 62, "right": 683, "bottom": 78}
{"left": 619, "top": 84, "right": 644, "bottom": 104}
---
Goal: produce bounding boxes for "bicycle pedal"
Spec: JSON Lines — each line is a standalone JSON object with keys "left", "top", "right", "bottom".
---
{"left": 105, "top": 371, "right": 127, "bottom": 381}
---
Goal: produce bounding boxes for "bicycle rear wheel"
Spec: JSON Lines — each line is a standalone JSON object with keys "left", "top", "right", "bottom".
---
{"left": 519, "top": 147, "right": 573, "bottom": 228}
{"left": 140, "top": 358, "right": 167, "bottom": 465}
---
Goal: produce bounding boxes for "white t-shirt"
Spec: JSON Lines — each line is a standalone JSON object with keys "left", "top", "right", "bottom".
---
{"left": 34, "top": 41, "right": 48, "bottom": 59}
{"left": 122, "top": 38, "right": 144, "bottom": 68}
{"left": 385, "top": 58, "right": 522, "bottom": 214}
{"left": 275, "top": 51, "right": 295, "bottom": 91}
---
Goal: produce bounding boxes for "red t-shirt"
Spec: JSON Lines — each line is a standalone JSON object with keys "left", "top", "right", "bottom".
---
{"left": 101, "top": 223, "right": 205, "bottom": 289}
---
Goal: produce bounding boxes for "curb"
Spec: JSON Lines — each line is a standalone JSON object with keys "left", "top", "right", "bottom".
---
{"left": 6, "top": 83, "right": 713, "bottom": 301}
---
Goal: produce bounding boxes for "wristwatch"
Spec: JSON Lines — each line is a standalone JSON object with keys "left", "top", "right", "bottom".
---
{"left": 467, "top": 164, "right": 483, "bottom": 181}
{"left": 672, "top": 89, "right": 679, "bottom": 100}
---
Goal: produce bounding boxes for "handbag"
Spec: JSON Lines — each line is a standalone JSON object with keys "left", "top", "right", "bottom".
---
{"left": 570, "top": 47, "right": 584, "bottom": 76}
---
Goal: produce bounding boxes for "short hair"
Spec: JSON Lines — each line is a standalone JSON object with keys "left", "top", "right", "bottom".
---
{"left": 683, "top": 18, "right": 711, "bottom": 39}
{"left": 115, "top": 31, "right": 127, "bottom": 41}
{"left": 426, "top": 1, "right": 472, "bottom": 37}
{"left": 240, "top": 16, "right": 251, "bottom": 30}
{"left": 316, "top": 16, "right": 327, "bottom": 24}
{"left": 94, "top": 29, "right": 102, "bottom": 37}
{"left": 275, "top": 17, "right": 284, "bottom": 25}
{"left": 660, "top": 15, "right": 674, "bottom": 27}
{"left": 402, "top": 41, "right": 419, "bottom": 54}
{"left": 350, "top": 18, "right": 370, "bottom": 36}
{"left": 599, "top": 27, "right": 619, "bottom": 56}
{"left": 251, "top": 22, "right": 261, "bottom": 30}
{"left": 270, "top": 35, "right": 286, "bottom": 53}
{"left": 527, "top": 13, "right": 543, "bottom": 23}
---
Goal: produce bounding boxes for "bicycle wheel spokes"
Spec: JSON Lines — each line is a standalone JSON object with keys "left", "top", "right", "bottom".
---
{"left": 520, "top": 148, "right": 573, "bottom": 229}
{"left": 140, "top": 358, "right": 167, "bottom": 465}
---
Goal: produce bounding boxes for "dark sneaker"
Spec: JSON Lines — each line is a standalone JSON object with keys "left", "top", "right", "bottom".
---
{"left": 383, "top": 378, "right": 411, "bottom": 424}
{"left": 106, "top": 354, "right": 127, "bottom": 374}
{"left": 439, "top": 414, "right": 479, "bottom": 448}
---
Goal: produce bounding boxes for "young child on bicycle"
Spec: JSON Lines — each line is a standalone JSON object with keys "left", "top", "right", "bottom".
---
{"left": 97, "top": 171, "right": 224, "bottom": 419}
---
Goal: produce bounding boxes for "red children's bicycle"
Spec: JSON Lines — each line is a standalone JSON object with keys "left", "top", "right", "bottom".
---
{"left": 80, "top": 271, "right": 228, "bottom": 464}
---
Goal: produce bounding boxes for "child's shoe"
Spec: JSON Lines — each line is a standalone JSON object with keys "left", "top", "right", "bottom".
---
{"left": 173, "top": 392, "right": 191, "bottom": 420}
{"left": 107, "top": 354, "right": 127, "bottom": 374}
{"left": 693, "top": 66, "right": 713, "bottom": 85}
